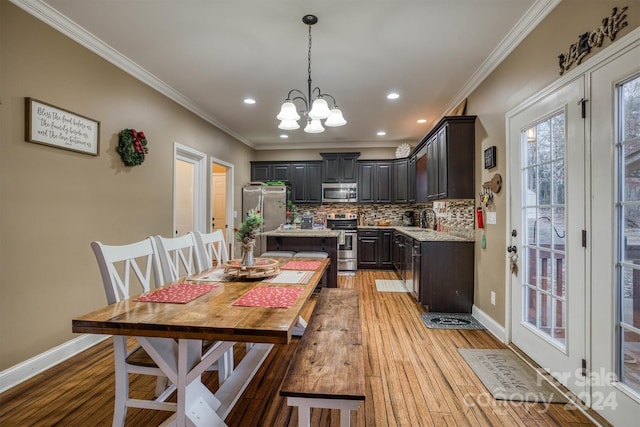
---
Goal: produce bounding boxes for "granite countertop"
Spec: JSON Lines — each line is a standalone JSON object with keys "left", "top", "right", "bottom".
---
{"left": 357, "top": 225, "right": 474, "bottom": 242}
{"left": 260, "top": 229, "right": 340, "bottom": 238}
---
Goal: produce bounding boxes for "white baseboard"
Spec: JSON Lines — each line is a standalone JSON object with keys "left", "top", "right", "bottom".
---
{"left": 472, "top": 305, "right": 507, "bottom": 343}
{"left": 0, "top": 334, "right": 108, "bottom": 393}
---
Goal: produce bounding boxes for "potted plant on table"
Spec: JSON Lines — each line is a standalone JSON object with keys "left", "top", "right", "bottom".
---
{"left": 235, "top": 207, "right": 263, "bottom": 266}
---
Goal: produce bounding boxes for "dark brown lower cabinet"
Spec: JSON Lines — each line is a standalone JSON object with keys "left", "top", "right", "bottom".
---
{"left": 357, "top": 229, "right": 393, "bottom": 269}
{"left": 419, "top": 241, "right": 474, "bottom": 313}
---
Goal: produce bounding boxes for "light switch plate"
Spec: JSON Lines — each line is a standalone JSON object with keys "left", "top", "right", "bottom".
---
{"left": 486, "top": 211, "right": 497, "bottom": 225}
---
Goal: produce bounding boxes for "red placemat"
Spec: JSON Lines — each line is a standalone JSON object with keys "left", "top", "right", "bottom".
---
{"left": 281, "top": 260, "right": 322, "bottom": 271}
{"left": 135, "top": 283, "right": 218, "bottom": 304}
{"left": 232, "top": 286, "right": 304, "bottom": 309}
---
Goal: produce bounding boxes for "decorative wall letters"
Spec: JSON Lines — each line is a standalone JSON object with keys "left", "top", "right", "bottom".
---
{"left": 558, "top": 7, "right": 628, "bottom": 75}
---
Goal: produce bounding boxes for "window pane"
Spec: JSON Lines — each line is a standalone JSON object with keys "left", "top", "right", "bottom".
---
{"left": 553, "top": 299, "right": 566, "bottom": 344}
{"left": 539, "top": 164, "right": 551, "bottom": 205}
{"left": 621, "top": 328, "right": 640, "bottom": 392}
{"left": 553, "top": 255, "right": 565, "bottom": 298}
{"left": 526, "top": 247, "right": 537, "bottom": 287}
{"left": 621, "top": 76, "right": 640, "bottom": 141}
{"left": 538, "top": 207, "right": 552, "bottom": 247}
{"left": 539, "top": 250, "right": 551, "bottom": 291}
{"left": 526, "top": 167, "right": 537, "bottom": 199}
{"left": 623, "top": 206, "right": 640, "bottom": 263}
{"left": 526, "top": 208, "right": 537, "bottom": 245}
{"left": 553, "top": 207, "right": 566, "bottom": 250}
{"left": 526, "top": 129, "right": 537, "bottom": 165}
{"left": 624, "top": 142, "right": 640, "bottom": 201}
{"left": 537, "top": 121, "right": 551, "bottom": 163}
{"left": 552, "top": 114, "right": 565, "bottom": 160}
{"left": 525, "top": 286, "right": 537, "bottom": 325}
{"left": 553, "top": 160, "right": 565, "bottom": 205}
{"left": 620, "top": 266, "right": 640, "bottom": 327}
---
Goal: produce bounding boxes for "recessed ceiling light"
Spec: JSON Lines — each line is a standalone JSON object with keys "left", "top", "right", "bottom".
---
{"left": 417, "top": 119, "right": 427, "bottom": 124}
{"left": 280, "top": 134, "right": 289, "bottom": 139}
{"left": 386, "top": 92, "right": 400, "bottom": 100}
{"left": 377, "top": 131, "right": 386, "bottom": 136}
{"left": 243, "top": 98, "right": 256, "bottom": 105}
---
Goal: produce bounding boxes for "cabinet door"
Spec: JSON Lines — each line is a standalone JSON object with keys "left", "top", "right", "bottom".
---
{"left": 357, "top": 231, "right": 379, "bottom": 268}
{"left": 270, "top": 163, "right": 291, "bottom": 182}
{"left": 436, "top": 127, "right": 448, "bottom": 198}
{"left": 306, "top": 162, "right": 322, "bottom": 203}
{"left": 321, "top": 154, "right": 340, "bottom": 183}
{"left": 415, "top": 154, "right": 428, "bottom": 203}
{"left": 408, "top": 156, "right": 416, "bottom": 204}
{"left": 358, "top": 162, "right": 375, "bottom": 203}
{"left": 290, "top": 164, "right": 307, "bottom": 203}
{"left": 375, "top": 162, "right": 393, "bottom": 203}
{"left": 394, "top": 159, "right": 408, "bottom": 203}
{"left": 380, "top": 230, "right": 394, "bottom": 268}
{"left": 340, "top": 154, "right": 359, "bottom": 183}
{"left": 426, "top": 136, "right": 439, "bottom": 200}
{"left": 251, "top": 163, "right": 270, "bottom": 182}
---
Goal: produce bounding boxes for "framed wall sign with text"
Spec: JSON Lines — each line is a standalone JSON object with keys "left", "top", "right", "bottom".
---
{"left": 25, "top": 98, "right": 100, "bottom": 156}
{"left": 484, "top": 146, "right": 496, "bottom": 169}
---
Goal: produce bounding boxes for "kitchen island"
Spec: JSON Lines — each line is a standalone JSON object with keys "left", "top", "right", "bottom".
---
{"left": 261, "top": 229, "right": 340, "bottom": 289}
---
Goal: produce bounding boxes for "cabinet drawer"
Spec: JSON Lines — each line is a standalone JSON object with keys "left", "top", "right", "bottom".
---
{"left": 358, "top": 230, "right": 379, "bottom": 237}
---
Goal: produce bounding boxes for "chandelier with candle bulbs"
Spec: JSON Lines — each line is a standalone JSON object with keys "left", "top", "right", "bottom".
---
{"left": 276, "top": 14, "right": 346, "bottom": 134}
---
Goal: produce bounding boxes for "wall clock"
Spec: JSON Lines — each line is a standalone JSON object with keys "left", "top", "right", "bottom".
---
{"left": 484, "top": 146, "right": 496, "bottom": 169}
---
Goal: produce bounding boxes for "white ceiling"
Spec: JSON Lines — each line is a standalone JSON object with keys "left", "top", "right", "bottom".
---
{"left": 14, "top": 0, "right": 553, "bottom": 150}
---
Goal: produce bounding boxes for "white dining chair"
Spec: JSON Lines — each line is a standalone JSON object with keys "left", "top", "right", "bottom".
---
{"left": 91, "top": 238, "right": 176, "bottom": 426}
{"left": 193, "top": 229, "right": 229, "bottom": 271}
{"left": 152, "top": 233, "right": 199, "bottom": 284}
{"left": 154, "top": 232, "right": 235, "bottom": 382}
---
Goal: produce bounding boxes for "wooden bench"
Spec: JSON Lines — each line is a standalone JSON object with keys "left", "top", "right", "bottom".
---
{"left": 280, "top": 288, "right": 365, "bottom": 427}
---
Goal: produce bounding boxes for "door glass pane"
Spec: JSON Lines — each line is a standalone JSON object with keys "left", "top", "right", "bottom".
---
{"left": 522, "top": 111, "right": 566, "bottom": 347}
{"left": 617, "top": 75, "right": 640, "bottom": 394}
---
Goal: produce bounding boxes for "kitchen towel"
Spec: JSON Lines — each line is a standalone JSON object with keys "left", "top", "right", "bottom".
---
{"left": 135, "top": 283, "right": 218, "bottom": 304}
{"left": 232, "top": 286, "right": 304, "bottom": 308}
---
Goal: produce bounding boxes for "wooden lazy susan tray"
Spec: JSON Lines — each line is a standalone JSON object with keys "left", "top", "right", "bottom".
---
{"left": 222, "top": 258, "right": 280, "bottom": 279}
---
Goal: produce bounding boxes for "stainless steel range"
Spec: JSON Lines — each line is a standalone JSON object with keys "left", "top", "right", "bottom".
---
{"left": 327, "top": 213, "right": 358, "bottom": 272}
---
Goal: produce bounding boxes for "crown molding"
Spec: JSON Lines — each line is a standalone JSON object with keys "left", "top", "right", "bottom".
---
{"left": 443, "top": 0, "right": 561, "bottom": 115}
{"left": 255, "top": 140, "right": 404, "bottom": 151}
{"left": 9, "top": 0, "right": 256, "bottom": 149}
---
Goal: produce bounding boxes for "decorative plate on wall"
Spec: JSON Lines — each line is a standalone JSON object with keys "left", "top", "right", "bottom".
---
{"left": 395, "top": 143, "right": 411, "bottom": 158}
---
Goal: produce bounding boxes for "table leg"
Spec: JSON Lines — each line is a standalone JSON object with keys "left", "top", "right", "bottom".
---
{"left": 138, "top": 338, "right": 272, "bottom": 427}
{"left": 292, "top": 316, "right": 308, "bottom": 336}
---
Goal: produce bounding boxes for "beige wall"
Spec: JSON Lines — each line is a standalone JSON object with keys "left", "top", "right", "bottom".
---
{"left": 0, "top": 2, "right": 253, "bottom": 369}
{"left": 467, "top": 0, "right": 640, "bottom": 325}
{"left": 253, "top": 147, "right": 397, "bottom": 162}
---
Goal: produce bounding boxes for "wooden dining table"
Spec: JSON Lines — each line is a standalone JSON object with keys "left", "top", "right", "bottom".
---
{"left": 72, "top": 257, "right": 329, "bottom": 427}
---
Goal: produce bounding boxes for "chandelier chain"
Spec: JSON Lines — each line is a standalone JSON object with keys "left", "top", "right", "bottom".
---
{"left": 307, "top": 25, "right": 312, "bottom": 85}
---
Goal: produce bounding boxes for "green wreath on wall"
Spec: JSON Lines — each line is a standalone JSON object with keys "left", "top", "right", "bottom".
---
{"left": 117, "top": 128, "right": 148, "bottom": 166}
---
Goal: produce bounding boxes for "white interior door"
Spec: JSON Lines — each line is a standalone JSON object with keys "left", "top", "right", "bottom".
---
{"left": 590, "top": 43, "right": 640, "bottom": 425}
{"left": 175, "top": 159, "right": 194, "bottom": 236}
{"left": 212, "top": 171, "right": 226, "bottom": 233}
{"left": 508, "top": 76, "right": 587, "bottom": 398}
{"left": 174, "top": 143, "right": 207, "bottom": 236}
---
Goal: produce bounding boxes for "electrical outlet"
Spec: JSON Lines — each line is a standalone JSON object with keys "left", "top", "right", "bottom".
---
{"left": 490, "top": 291, "right": 496, "bottom": 305}
{"left": 234, "top": 211, "right": 238, "bottom": 218}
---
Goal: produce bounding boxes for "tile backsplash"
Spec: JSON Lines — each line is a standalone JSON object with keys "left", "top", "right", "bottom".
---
{"left": 294, "top": 199, "right": 475, "bottom": 240}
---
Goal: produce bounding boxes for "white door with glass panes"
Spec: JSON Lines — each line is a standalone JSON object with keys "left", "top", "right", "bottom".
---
{"left": 590, "top": 43, "right": 640, "bottom": 426}
{"left": 508, "top": 76, "right": 587, "bottom": 398}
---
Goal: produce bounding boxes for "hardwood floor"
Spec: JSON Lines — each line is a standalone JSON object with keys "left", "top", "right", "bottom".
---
{"left": 0, "top": 270, "right": 601, "bottom": 426}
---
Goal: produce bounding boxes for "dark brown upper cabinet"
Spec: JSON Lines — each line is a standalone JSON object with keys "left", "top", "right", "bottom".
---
{"left": 321, "top": 152, "right": 360, "bottom": 183}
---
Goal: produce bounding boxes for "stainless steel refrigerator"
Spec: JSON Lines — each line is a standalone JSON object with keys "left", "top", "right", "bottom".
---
{"left": 242, "top": 185, "right": 287, "bottom": 255}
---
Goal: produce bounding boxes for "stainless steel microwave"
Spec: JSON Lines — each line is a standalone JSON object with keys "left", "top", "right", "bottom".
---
{"left": 322, "top": 183, "right": 358, "bottom": 203}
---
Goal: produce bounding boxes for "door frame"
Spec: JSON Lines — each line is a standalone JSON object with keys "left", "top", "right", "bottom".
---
{"left": 209, "top": 156, "right": 235, "bottom": 257}
{"left": 173, "top": 143, "right": 207, "bottom": 234}
{"left": 505, "top": 27, "right": 640, "bottom": 345}
{"left": 505, "top": 27, "right": 640, "bottom": 419}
